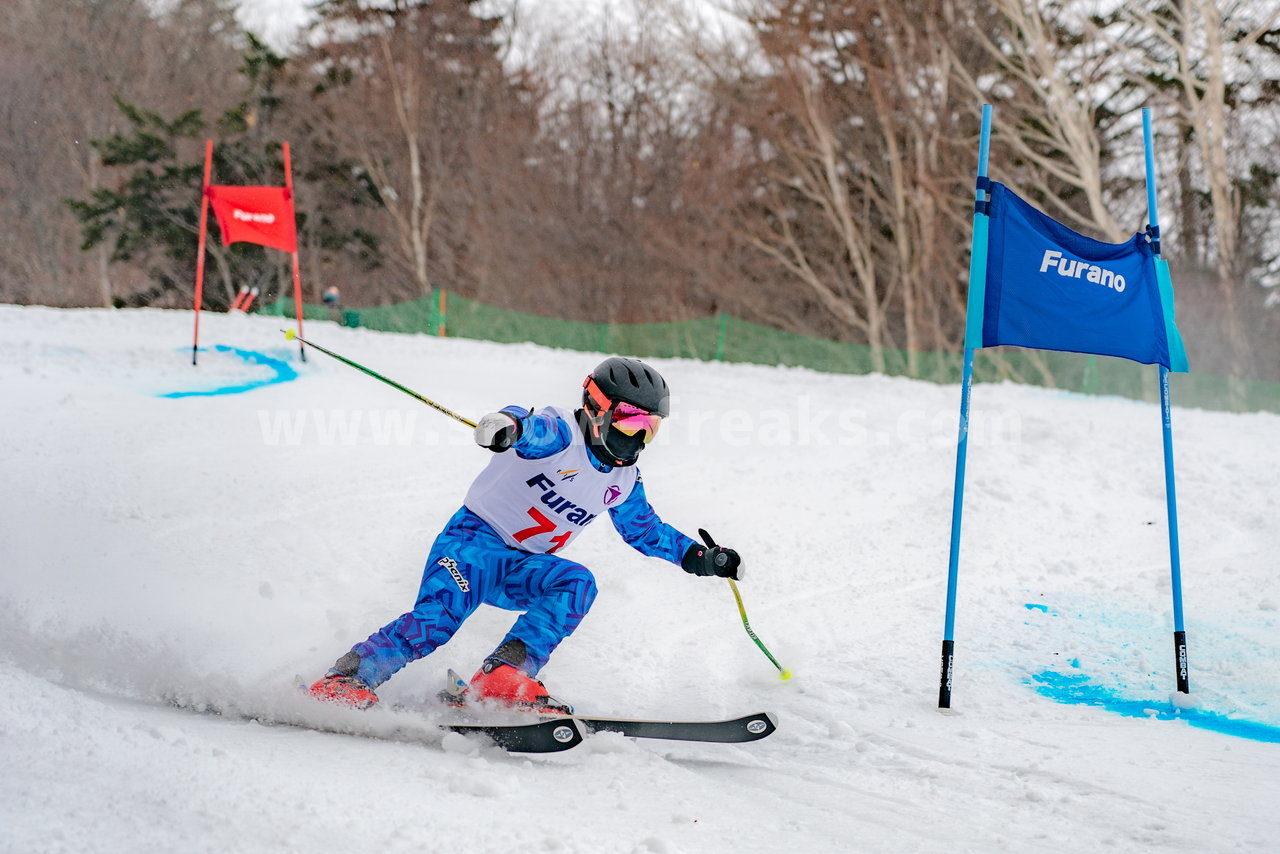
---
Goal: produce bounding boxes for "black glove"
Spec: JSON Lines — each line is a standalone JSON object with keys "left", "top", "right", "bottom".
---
{"left": 682, "top": 535, "right": 743, "bottom": 580}
{"left": 474, "top": 411, "right": 521, "bottom": 452}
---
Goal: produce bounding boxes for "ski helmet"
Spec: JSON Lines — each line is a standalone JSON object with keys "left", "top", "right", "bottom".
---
{"left": 578, "top": 357, "right": 670, "bottom": 467}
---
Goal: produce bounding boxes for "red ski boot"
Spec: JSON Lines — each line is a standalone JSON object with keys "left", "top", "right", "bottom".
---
{"left": 307, "top": 674, "right": 379, "bottom": 710}
{"left": 465, "top": 660, "right": 573, "bottom": 716}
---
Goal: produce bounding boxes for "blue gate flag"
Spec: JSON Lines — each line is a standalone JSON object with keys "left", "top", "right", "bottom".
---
{"left": 978, "top": 182, "right": 1189, "bottom": 371}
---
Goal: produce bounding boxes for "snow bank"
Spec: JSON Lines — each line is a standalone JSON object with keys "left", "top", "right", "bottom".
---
{"left": 2, "top": 306, "right": 1277, "bottom": 853}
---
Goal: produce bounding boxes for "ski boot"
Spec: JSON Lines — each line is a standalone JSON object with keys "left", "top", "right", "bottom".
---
{"left": 307, "top": 652, "right": 379, "bottom": 710}
{"left": 462, "top": 658, "right": 573, "bottom": 716}
{"left": 307, "top": 674, "right": 379, "bottom": 709}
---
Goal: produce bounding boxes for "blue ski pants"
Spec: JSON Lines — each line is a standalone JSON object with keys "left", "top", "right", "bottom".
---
{"left": 349, "top": 506, "right": 598, "bottom": 689}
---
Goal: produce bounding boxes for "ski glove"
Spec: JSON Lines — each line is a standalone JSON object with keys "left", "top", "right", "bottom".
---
{"left": 682, "top": 541, "right": 743, "bottom": 581}
{"left": 474, "top": 411, "right": 521, "bottom": 452}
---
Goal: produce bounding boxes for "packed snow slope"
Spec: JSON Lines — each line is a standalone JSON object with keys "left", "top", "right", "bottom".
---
{"left": 2, "top": 306, "right": 1278, "bottom": 854}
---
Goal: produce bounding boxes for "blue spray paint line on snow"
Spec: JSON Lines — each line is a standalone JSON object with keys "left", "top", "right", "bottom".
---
{"left": 160, "top": 346, "right": 298, "bottom": 398}
{"left": 1030, "top": 670, "right": 1280, "bottom": 744}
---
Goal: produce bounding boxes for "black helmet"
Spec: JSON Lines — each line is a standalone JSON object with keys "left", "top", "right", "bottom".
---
{"left": 578, "top": 357, "right": 670, "bottom": 467}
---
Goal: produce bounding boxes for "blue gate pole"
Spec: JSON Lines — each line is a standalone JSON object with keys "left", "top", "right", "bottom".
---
{"left": 1144, "top": 108, "right": 1190, "bottom": 694}
{"left": 940, "top": 104, "right": 992, "bottom": 709}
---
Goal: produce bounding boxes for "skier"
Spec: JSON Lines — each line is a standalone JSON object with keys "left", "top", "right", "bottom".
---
{"left": 307, "top": 357, "right": 743, "bottom": 713}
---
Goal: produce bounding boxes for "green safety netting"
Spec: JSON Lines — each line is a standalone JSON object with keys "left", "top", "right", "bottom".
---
{"left": 265, "top": 290, "right": 1280, "bottom": 415}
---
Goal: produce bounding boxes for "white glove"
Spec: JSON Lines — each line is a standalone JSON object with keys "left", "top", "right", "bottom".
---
{"left": 474, "top": 411, "right": 520, "bottom": 452}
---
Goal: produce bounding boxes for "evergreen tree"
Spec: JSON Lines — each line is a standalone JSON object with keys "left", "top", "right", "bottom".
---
{"left": 66, "top": 34, "right": 380, "bottom": 309}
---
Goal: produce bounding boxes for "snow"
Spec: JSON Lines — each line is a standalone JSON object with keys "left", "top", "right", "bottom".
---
{"left": 2, "top": 305, "right": 1278, "bottom": 853}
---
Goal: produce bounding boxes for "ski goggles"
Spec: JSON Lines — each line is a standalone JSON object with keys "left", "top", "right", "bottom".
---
{"left": 610, "top": 401, "right": 662, "bottom": 442}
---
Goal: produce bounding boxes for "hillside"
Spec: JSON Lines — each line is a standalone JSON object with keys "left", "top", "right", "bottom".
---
{"left": 2, "top": 306, "right": 1277, "bottom": 853}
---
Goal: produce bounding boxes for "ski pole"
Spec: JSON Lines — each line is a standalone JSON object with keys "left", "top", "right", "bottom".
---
{"left": 699, "top": 529, "right": 791, "bottom": 681}
{"left": 282, "top": 329, "right": 477, "bottom": 428}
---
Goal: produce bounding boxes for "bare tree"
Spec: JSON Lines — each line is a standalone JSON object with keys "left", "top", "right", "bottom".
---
{"left": 297, "top": 0, "right": 513, "bottom": 300}
{"left": 688, "top": 0, "right": 979, "bottom": 371}
{"left": 0, "top": 0, "right": 242, "bottom": 307}
{"left": 859, "top": 0, "right": 977, "bottom": 365}
{"left": 1115, "top": 0, "right": 1280, "bottom": 376}
{"left": 945, "top": 0, "right": 1139, "bottom": 241}
{"left": 521, "top": 0, "right": 733, "bottom": 324}
{"left": 1133, "top": 1, "right": 1278, "bottom": 278}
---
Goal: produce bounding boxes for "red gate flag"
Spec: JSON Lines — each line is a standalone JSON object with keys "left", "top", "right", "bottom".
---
{"left": 206, "top": 185, "right": 297, "bottom": 252}
{"left": 192, "top": 140, "right": 307, "bottom": 366}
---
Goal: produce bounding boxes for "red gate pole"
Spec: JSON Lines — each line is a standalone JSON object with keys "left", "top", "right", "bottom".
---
{"left": 192, "top": 139, "right": 214, "bottom": 365}
{"left": 282, "top": 141, "right": 305, "bottom": 362}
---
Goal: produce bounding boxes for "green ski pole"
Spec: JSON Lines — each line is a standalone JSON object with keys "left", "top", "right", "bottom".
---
{"left": 699, "top": 528, "right": 791, "bottom": 680}
{"left": 283, "top": 329, "right": 477, "bottom": 428}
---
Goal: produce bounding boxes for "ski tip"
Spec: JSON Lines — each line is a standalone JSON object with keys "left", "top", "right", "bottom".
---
{"left": 751, "top": 712, "right": 779, "bottom": 739}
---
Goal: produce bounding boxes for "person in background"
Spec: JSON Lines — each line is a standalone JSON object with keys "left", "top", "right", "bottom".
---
{"left": 323, "top": 285, "right": 341, "bottom": 323}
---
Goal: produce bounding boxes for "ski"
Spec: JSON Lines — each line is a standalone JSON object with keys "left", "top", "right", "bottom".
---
{"left": 443, "top": 669, "right": 776, "bottom": 746}
{"left": 573, "top": 712, "right": 778, "bottom": 744}
{"left": 443, "top": 717, "right": 583, "bottom": 753}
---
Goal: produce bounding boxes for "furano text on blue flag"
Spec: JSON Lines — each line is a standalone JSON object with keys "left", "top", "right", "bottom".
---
{"left": 1038, "top": 250, "right": 1126, "bottom": 292}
